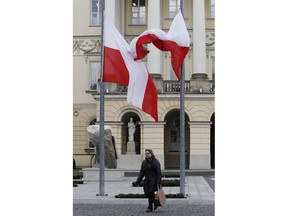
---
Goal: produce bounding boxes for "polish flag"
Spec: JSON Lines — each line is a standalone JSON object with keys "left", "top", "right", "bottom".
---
{"left": 130, "top": 10, "right": 190, "bottom": 80}
{"left": 102, "top": 13, "right": 158, "bottom": 122}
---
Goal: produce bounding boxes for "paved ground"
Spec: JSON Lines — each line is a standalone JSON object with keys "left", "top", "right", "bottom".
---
{"left": 73, "top": 171, "right": 215, "bottom": 216}
{"left": 74, "top": 203, "right": 214, "bottom": 216}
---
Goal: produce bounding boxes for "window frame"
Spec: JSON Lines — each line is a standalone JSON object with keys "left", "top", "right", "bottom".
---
{"left": 89, "top": 61, "right": 101, "bottom": 90}
{"left": 91, "top": 0, "right": 102, "bottom": 26}
{"left": 169, "top": 0, "right": 180, "bottom": 19}
{"left": 209, "top": 0, "right": 215, "bottom": 18}
{"left": 131, "top": 0, "right": 147, "bottom": 25}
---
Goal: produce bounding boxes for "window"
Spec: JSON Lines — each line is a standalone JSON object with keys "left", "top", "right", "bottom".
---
{"left": 131, "top": 0, "right": 146, "bottom": 24}
{"left": 169, "top": 0, "right": 180, "bottom": 18}
{"left": 210, "top": 0, "right": 215, "bottom": 18}
{"left": 88, "top": 118, "right": 97, "bottom": 148}
{"left": 91, "top": 0, "right": 102, "bottom": 26}
{"left": 89, "top": 62, "right": 101, "bottom": 90}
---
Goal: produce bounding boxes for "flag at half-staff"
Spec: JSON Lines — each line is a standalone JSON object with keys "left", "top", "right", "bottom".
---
{"left": 130, "top": 10, "right": 190, "bottom": 80}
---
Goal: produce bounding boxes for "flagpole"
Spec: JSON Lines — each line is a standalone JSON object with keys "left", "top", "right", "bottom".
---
{"left": 179, "top": 0, "right": 186, "bottom": 196}
{"left": 98, "top": 0, "right": 105, "bottom": 196}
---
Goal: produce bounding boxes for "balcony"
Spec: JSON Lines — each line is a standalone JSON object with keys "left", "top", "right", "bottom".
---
{"left": 163, "top": 80, "right": 190, "bottom": 92}
{"left": 87, "top": 80, "right": 215, "bottom": 94}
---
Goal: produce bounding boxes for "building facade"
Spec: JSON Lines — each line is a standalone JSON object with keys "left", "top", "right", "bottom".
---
{"left": 73, "top": 0, "right": 215, "bottom": 170}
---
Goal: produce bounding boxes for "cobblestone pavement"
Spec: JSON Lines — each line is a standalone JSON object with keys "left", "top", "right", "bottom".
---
{"left": 73, "top": 175, "right": 214, "bottom": 216}
{"left": 73, "top": 203, "right": 215, "bottom": 216}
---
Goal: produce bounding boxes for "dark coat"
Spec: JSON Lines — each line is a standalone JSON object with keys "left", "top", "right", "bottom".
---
{"left": 136, "top": 155, "right": 162, "bottom": 193}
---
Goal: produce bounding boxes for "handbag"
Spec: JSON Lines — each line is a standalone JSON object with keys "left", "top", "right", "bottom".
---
{"left": 156, "top": 185, "right": 166, "bottom": 206}
{"left": 154, "top": 193, "right": 161, "bottom": 207}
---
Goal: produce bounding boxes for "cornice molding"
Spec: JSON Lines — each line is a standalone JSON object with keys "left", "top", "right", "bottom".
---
{"left": 73, "top": 30, "right": 215, "bottom": 55}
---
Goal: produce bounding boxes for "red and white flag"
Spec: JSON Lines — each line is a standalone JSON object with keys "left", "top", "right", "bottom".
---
{"left": 130, "top": 10, "right": 190, "bottom": 80}
{"left": 102, "top": 13, "right": 158, "bottom": 122}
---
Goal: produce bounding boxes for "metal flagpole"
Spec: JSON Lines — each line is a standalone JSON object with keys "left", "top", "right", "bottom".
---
{"left": 98, "top": 0, "right": 106, "bottom": 196}
{"left": 179, "top": 0, "right": 186, "bottom": 196}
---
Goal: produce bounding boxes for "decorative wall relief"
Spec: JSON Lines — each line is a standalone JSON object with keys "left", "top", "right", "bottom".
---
{"left": 73, "top": 38, "right": 101, "bottom": 55}
{"left": 206, "top": 31, "right": 215, "bottom": 47}
{"left": 73, "top": 30, "right": 214, "bottom": 55}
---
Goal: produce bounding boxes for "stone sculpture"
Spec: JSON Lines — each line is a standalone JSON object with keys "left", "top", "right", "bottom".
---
{"left": 87, "top": 125, "right": 117, "bottom": 169}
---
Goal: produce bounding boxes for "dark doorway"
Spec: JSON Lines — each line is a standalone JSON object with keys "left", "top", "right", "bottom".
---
{"left": 210, "top": 113, "right": 215, "bottom": 169}
{"left": 164, "top": 109, "right": 190, "bottom": 169}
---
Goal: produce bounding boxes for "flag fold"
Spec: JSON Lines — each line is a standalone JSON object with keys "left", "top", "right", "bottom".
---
{"left": 130, "top": 10, "right": 190, "bottom": 80}
{"left": 102, "top": 13, "right": 158, "bottom": 122}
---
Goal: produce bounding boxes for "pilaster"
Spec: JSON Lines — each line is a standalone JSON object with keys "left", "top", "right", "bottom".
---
{"left": 139, "top": 121, "right": 166, "bottom": 169}
{"left": 189, "top": 121, "right": 212, "bottom": 169}
{"left": 147, "top": 0, "right": 162, "bottom": 79}
{"left": 191, "top": 0, "right": 209, "bottom": 93}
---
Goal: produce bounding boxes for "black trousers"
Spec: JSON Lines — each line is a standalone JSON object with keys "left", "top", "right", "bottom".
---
{"left": 145, "top": 192, "right": 155, "bottom": 209}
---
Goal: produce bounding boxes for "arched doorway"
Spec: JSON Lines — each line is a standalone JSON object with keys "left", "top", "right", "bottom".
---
{"left": 121, "top": 112, "right": 141, "bottom": 154}
{"left": 164, "top": 109, "right": 190, "bottom": 169}
{"left": 210, "top": 113, "right": 215, "bottom": 169}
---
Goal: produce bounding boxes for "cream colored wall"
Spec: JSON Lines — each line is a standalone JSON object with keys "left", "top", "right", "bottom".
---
{"left": 73, "top": 56, "right": 96, "bottom": 104}
{"left": 186, "top": 99, "right": 215, "bottom": 121}
{"left": 73, "top": 0, "right": 102, "bottom": 36}
{"left": 189, "top": 123, "right": 211, "bottom": 154}
{"left": 189, "top": 122, "right": 211, "bottom": 169}
{"left": 73, "top": 105, "right": 97, "bottom": 167}
{"left": 207, "top": 50, "right": 215, "bottom": 80}
{"left": 94, "top": 98, "right": 152, "bottom": 122}
{"left": 205, "top": 0, "right": 215, "bottom": 29}
{"left": 158, "top": 97, "right": 214, "bottom": 122}
{"left": 73, "top": 97, "right": 214, "bottom": 167}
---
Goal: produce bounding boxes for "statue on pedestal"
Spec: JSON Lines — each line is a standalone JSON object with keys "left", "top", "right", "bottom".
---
{"left": 127, "top": 118, "right": 137, "bottom": 154}
{"left": 128, "top": 117, "right": 136, "bottom": 141}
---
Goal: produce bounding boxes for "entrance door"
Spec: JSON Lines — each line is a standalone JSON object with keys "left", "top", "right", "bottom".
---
{"left": 164, "top": 110, "right": 190, "bottom": 169}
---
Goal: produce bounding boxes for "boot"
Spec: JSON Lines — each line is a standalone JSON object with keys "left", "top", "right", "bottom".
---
{"left": 145, "top": 207, "right": 152, "bottom": 212}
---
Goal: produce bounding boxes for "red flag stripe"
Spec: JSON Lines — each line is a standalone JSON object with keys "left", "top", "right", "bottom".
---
{"left": 103, "top": 46, "right": 129, "bottom": 86}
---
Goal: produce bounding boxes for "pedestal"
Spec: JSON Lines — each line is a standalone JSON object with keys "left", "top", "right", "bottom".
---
{"left": 117, "top": 155, "right": 142, "bottom": 170}
{"left": 126, "top": 141, "right": 136, "bottom": 154}
{"left": 190, "top": 73, "right": 211, "bottom": 93}
{"left": 82, "top": 168, "right": 125, "bottom": 182}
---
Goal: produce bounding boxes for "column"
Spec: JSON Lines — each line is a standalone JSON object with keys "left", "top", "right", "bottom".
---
{"left": 147, "top": 0, "right": 163, "bottom": 92}
{"left": 189, "top": 121, "right": 212, "bottom": 169}
{"left": 105, "top": 0, "right": 122, "bottom": 31}
{"left": 191, "top": 0, "right": 210, "bottom": 93}
{"left": 140, "top": 121, "right": 166, "bottom": 169}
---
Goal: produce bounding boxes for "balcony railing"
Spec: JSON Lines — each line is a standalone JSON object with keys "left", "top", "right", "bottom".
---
{"left": 90, "top": 80, "right": 215, "bottom": 93}
{"left": 163, "top": 81, "right": 190, "bottom": 92}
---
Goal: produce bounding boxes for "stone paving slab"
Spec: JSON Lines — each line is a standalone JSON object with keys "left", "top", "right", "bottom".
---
{"left": 73, "top": 176, "right": 214, "bottom": 204}
{"left": 73, "top": 176, "right": 214, "bottom": 215}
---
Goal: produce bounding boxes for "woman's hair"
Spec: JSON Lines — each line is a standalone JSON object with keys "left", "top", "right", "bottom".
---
{"left": 145, "top": 149, "right": 154, "bottom": 156}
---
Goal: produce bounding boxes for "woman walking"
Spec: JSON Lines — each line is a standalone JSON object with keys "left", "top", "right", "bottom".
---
{"left": 132, "top": 149, "right": 162, "bottom": 212}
